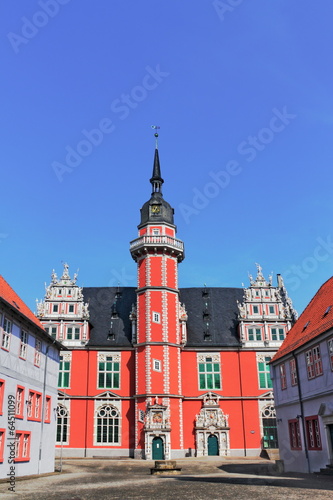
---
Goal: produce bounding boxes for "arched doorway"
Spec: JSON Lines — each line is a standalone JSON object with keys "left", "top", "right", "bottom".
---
{"left": 152, "top": 437, "right": 164, "bottom": 460}
{"left": 207, "top": 434, "right": 219, "bottom": 456}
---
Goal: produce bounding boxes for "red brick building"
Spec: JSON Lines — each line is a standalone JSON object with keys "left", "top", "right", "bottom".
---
{"left": 36, "top": 142, "right": 297, "bottom": 459}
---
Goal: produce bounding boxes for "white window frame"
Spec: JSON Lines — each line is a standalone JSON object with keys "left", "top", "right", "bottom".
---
{"left": 153, "top": 359, "right": 162, "bottom": 372}
{"left": 34, "top": 339, "right": 41, "bottom": 367}
{"left": 19, "top": 330, "right": 28, "bottom": 359}
{"left": 2, "top": 317, "right": 12, "bottom": 350}
{"left": 94, "top": 403, "right": 121, "bottom": 446}
{"left": 152, "top": 312, "right": 160, "bottom": 323}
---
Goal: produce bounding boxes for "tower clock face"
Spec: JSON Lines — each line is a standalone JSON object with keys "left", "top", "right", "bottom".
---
{"left": 151, "top": 205, "right": 161, "bottom": 214}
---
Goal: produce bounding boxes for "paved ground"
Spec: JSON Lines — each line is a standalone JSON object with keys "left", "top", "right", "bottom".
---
{"left": 1, "top": 457, "right": 333, "bottom": 499}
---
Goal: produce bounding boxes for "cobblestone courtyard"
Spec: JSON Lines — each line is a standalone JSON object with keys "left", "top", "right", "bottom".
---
{"left": 1, "top": 457, "right": 333, "bottom": 500}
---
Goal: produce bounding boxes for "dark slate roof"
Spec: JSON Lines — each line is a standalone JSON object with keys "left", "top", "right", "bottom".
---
{"left": 83, "top": 287, "right": 136, "bottom": 347}
{"left": 180, "top": 287, "right": 244, "bottom": 347}
{"left": 83, "top": 286, "right": 244, "bottom": 348}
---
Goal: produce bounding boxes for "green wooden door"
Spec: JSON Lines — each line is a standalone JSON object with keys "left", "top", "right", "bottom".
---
{"left": 152, "top": 437, "right": 164, "bottom": 460}
{"left": 207, "top": 434, "right": 219, "bottom": 456}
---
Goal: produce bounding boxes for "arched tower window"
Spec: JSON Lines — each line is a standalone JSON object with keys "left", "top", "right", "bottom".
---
{"left": 95, "top": 404, "right": 120, "bottom": 444}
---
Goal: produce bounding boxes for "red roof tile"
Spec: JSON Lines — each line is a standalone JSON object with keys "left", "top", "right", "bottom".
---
{"left": 0, "top": 275, "right": 45, "bottom": 331}
{"left": 272, "top": 276, "right": 333, "bottom": 362}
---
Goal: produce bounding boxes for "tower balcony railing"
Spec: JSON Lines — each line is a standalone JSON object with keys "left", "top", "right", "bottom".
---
{"left": 130, "top": 235, "right": 184, "bottom": 252}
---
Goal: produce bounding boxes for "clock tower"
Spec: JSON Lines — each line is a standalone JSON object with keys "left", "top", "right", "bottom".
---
{"left": 130, "top": 135, "right": 185, "bottom": 459}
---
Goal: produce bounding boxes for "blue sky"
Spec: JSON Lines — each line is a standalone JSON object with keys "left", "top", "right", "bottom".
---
{"left": 0, "top": 0, "right": 332, "bottom": 315}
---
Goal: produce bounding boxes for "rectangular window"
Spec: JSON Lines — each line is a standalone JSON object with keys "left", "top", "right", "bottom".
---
{"left": 269, "top": 305, "right": 275, "bottom": 314}
{"left": 153, "top": 359, "right": 161, "bottom": 372}
{"left": 45, "top": 396, "right": 51, "bottom": 423}
{"left": 69, "top": 305, "right": 74, "bottom": 313}
{"left": 53, "top": 304, "right": 58, "bottom": 312}
{"left": 288, "top": 419, "right": 302, "bottom": 450}
{"left": 27, "top": 391, "right": 33, "bottom": 418}
{"left": 27, "top": 391, "right": 42, "bottom": 421}
{"left": 279, "top": 363, "right": 287, "bottom": 390}
{"left": 258, "top": 357, "right": 272, "bottom": 389}
{"left": 313, "top": 346, "right": 323, "bottom": 376}
{"left": 2, "top": 317, "right": 12, "bottom": 350}
{"left": 152, "top": 312, "right": 160, "bottom": 323}
{"left": 306, "top": 346, "right": 322, "bottom": 379}
{"left": 46, "top": 326, "right": 57, "bottom": 338}
{"left": 138, "top": 409, "right": 145, "bottom": 422}
{"left": 198, "top": 356, "right": 221, "bottom": 390}
{"left": 290, "top": 358, "right": 298, "bottom": 386}
{"left": 253, "top": 306, "right": 259, "bottom": 314}
{"left": 271, "top": 328, "right": 285, "bottom": 341}
{"left": 14, "top": 432, "right": 31, "bottom": 462}
{"left": 19, "top": 330, "right": 28, "bottom": 359}
{"left": 98, "top": 355, "right": 120, "bottom": 389}
{"left": 15, "top": 386, "right": 24, "bottom": 418}
{"left": 248, "top": 328, "right": 262, "bottom": 341}
{"left": 305, "top": 416, "right": 322, "bottom": 450}
{"left": 0, "top": 429, "right": 5, "bottom": 462}
{"left": 58, "top": 355, "right": 71, "bottom": 388}
{"left": 34, "top": 339, "right": 41, "bottom": 367}
{"left": 35, "top": 393, "right": 41, "bottom": 420}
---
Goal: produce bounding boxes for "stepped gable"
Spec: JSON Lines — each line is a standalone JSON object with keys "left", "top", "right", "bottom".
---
{"left": 272, "top": 275, "right": 333, "bottom": 362}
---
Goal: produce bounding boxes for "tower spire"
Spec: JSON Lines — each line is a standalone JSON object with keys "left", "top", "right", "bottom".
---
{"left": 150, "top": 126, "right": 163, "bottom": 194}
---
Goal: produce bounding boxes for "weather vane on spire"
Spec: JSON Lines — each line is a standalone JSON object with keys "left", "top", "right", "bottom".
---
{"left": 151, "top": 125, "right": 160, "bottom": 148}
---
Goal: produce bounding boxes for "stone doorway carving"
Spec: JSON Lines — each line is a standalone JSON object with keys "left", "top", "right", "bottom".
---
{"left": 195, "top": 392, "right": 230, "bottom": 457}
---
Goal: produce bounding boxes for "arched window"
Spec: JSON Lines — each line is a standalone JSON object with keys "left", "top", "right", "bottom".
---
{"left": 96, "top": 405, "right": 120, "bottom": 444}
{"left": 262, "top": 404, "right": 278, "bottom": 449}
{"left": 56, "top": 404, "right": 69, "bottom": 444}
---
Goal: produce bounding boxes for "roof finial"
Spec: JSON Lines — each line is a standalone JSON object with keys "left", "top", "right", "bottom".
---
{"left": 150, "top": 126, "right": 163, "bottom": 194}
{"left": 151, "top": 125, "right": 160, "bottom": 149}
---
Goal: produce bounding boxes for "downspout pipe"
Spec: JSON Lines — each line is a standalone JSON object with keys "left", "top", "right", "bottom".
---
{"left": 238, "top": 349, "right": 247, "bottom": 457}
{"left": 292, "top": 351, "right": 310, "bottom": 473}
{"left": 38, "top": 339, "right": 57, "bottom": 475}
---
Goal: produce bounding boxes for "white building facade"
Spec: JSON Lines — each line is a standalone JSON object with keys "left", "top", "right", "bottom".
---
{"left": 0, "top": 276, "right": 61, "bottom": 480}
{"left": 271, "top": 276, "right": 333, "bottom": 473}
